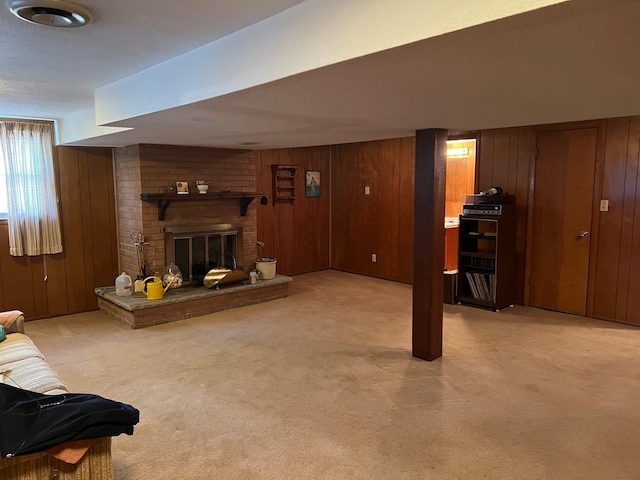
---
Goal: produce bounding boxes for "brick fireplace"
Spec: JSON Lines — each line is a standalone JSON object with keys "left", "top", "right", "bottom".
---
{"left": 113, "top": 144, "right": 259, "bottom": 278}
{"left": 97, "top": 143, "right": 291, "bottom": 328}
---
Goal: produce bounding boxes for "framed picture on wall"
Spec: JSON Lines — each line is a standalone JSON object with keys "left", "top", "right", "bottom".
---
{"left": 176, "top": 181, "right": 189, "bottom": 194}
{"left": 305, "top": 170, "right": 320, "bottom": 198}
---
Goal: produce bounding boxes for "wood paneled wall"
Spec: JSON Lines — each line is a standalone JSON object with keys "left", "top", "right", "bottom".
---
{"left": 256, "top": 147, "right": 331, "bottom": 276}
{"left": 592, "top": 116, "right": 640, "bottom": 324}
{"left": 3, "top": 118, "right": 634, "bottom": 325}
{"left": 0, "top": 146, "right": 118, "bottom": 319}
{"left": 256, "top": 114, "right": 640, "bottom": 327}
{"left": 474, "top": 117, "right": 640, "bottom": 325}
{"left": 331, "top": 138, "right": 415, "bottom": 283}
{"left": 475, "top": 127, "right": 535, "bottom": 304}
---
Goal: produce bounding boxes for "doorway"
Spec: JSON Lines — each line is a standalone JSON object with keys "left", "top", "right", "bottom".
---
{"left": 528, "top": 127, "right": 598, "bottom": 315}
{"left": 444, "top": 138, "right": 476, "bottom": 271}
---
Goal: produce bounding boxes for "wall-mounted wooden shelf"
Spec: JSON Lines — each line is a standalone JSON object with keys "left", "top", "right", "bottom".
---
{"left": 271, "top": 165, "right": 297, "bottom": 205}
{"left": 140, "top": 192, "right": 265, "bottom": 220}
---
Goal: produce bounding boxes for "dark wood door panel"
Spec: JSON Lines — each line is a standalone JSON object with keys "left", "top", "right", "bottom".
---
{"left": 529, "top": 128, "right": 597, "bottom": 315}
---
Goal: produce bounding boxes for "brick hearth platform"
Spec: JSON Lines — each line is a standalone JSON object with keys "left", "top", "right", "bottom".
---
{"left": 95, "top": 275, "right": 291, "bottom": 328}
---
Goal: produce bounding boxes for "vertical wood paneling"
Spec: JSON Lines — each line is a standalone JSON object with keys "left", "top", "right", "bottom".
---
{"left": 585, "top": 123, "right": 607, "bottom": 318}
{"left": 491, "top": 129, "right": 511, "bottom": 190}
{"left": 45, "top": 251, "right": 69, "bottom": 316}
{"left": 397, "top": 137, "right": 415, "bottom": 283}
{"left": 360, "top": 142, "right": 377, "bottom": 276}
{"left": 376, "top": 141, "right": 395, "bottom": 279}
{"left": 331, "top": 143, "right": 361, "bottom": 273}
{"left": 0, "top": 224, "right": 37, "bottom": 316}
{"left": 78, "top": 149, "right": 98, "bottom": 308}
{"left": 29, "top": 253, "right": 49, "bottom": 318}
{"left": 330, "top": 138, "right": 415, "bottom": 283}
{"left": 88, "top": 150, "right": 118, "bottom": 309}
{"left": 515, "top": 128, "right": 534, "bottom": 303}
{"left": 58, "top": 147, "right": 89, "bottom": 313}
{"left": 0, "top": 146, "right": 117, "bottom": 320}
{"left": 298, "top": 147, "right": 327, "bottom": 272}
{"left": 389, "top": 140, "right": 401, "bottom": 278}
{"left": 626, "top": 117, "right": 640, "bottom": 323}
{"left": 614, "top": 118, "right": 640, "bottom": 320}
{"left": 476, "top": 127, "right": 534, "bottom": 304}
{"left": 259, "top": 116, "right": 640, "bottom": 325}
{"left": 256, "top": 146, "right": 331, "bottom": 276}
{"left": 592, "top": 118, "right": 629, "bottom": 319}
{"left": 257, "top": 116, "right": 640, "bottom": 323}
{"left": 478, "top": 130, "right": 495, "bottom": 190}
{"left": 507, "top": 128, "right": 520, "bottom": 194}
{"left": 314, "top": 147, "right": 331, "bottom": 271}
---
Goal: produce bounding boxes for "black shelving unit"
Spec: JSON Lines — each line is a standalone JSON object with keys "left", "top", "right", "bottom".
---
{"left": 457, "top": 207, "right": 516, "bottom": 311}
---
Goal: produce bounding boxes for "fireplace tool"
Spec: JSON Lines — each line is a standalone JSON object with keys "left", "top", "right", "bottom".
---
{"left": 130, "top": 232, "right": 148, "bottom": 279}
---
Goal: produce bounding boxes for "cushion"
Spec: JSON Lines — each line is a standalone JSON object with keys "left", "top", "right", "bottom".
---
{"left": 0, "top": 333, "right": 43, "bottom": 365}
{"left": 0, "top": 333, "right": 67, "bottom": 394}
{"left": 0, "top": 310, "right": 23, "bottom": 330}
{"left": 1, "top": 357, "right": 67, "bottom": 394}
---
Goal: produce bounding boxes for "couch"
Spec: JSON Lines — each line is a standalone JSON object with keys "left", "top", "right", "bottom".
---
{"left": 0, "top": 312, "right": 114, "bottom": 480}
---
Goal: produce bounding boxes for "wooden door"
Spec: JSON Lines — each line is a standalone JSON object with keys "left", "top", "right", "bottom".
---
{"left": 529, "top": 128, "right": 597, "bottom": 315}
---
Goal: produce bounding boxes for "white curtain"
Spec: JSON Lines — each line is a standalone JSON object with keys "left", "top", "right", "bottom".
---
{"left": 0, "top": 121, "right": 63, "bottom": 256}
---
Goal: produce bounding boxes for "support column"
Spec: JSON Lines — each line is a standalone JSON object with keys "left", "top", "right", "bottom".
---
{"left": 413, "top": 128, "right": 447, "bottom": 361}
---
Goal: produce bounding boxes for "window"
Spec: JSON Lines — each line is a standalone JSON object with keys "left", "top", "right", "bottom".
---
{"left": 0, "top": 121, "right": 62, "bottom": 256}
{"left": 0, "top": 148, "right": 6, "bottom": 219}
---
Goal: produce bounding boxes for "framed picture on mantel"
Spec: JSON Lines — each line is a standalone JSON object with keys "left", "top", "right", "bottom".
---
{"left": 176, "top": 181, "right": 189, "bottom": 194}
{"left": 305, "top": 170, "right": 320, "bottom": 198}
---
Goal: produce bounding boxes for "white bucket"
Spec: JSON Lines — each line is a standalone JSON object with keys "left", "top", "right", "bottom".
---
{"left": 256, "top": 258, "right": 277, "bottom": 280}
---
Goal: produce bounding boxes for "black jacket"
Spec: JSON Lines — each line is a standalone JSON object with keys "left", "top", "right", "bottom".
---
{"left": 0, "top": 383, "right": 139, "bottom": 457}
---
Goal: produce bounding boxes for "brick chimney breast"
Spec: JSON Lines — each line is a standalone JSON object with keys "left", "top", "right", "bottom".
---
{"left": 114, "top": 144, "right": 258, "bottom": 278}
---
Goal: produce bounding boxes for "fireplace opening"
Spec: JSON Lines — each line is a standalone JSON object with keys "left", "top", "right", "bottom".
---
{"left": 165, "top": 224, "right": 244, "bottom": 285}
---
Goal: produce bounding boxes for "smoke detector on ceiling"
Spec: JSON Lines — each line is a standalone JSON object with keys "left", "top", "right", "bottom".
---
{"left": 8, "top": 0, "right": 93, "bottom": 27}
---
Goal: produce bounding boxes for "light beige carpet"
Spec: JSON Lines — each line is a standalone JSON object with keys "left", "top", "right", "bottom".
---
{"left": 24, "top": 270, "right": 640, "bottom": 479}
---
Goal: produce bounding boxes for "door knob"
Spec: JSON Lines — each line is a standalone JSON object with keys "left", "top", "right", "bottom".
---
{"left": 579, "top": 231, "right": 589, "bottom": 237}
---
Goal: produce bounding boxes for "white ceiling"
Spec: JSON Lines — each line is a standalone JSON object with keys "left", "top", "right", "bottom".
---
{"left": 2, "top": 0, "right": 640, "bottom": 150}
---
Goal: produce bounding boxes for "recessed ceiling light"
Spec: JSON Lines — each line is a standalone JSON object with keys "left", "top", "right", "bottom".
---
{"left": 239, "top": 142, "right": 259, "bottom": 146}
{"left": 8, "top": 0, "right": 93, "bottom": 28}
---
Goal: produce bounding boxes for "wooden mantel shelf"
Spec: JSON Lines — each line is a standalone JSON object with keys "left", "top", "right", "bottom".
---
{"left": 140, "top": 192, "right": 265, "bottom": 220}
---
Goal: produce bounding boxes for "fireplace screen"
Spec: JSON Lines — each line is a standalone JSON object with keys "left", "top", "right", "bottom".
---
{"left": 165, "top": 225, "right": 242, "bottom": 285}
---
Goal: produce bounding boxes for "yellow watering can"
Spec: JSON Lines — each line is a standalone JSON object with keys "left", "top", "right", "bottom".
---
{"left": 142, "top": 276, "right": 173, "bottom": 300}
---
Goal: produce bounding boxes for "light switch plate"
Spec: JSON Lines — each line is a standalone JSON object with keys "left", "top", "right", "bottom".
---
{"left": 371, "top": 253, "right": 377, "bottom": 262}
{"left": 365, "top": 186, "right": 370, "bottom": 195}
{"left": 600, "top": 199, "right": 609, "bottom": 212}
